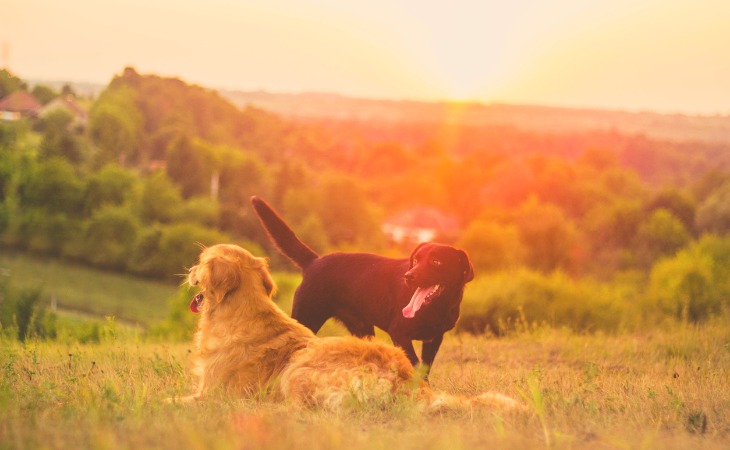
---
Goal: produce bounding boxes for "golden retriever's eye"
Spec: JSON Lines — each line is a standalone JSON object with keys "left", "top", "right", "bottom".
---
{"left": 431, "top": 259, "right": 442, "bottom": 267}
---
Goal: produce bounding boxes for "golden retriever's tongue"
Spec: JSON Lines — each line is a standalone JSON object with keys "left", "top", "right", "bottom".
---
{"left": 402, "top": 287, "right": 431, "bottom": 318}
{"left": 190, "top": 293, "right": 203, "bottom": 313}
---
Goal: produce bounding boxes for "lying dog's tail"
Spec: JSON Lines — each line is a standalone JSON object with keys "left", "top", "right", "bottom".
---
{"left": 424, "top": 390, "right": 527, "bottom": 414}
{"left": 250, "top": 196, "right": 319, "bottom": 270}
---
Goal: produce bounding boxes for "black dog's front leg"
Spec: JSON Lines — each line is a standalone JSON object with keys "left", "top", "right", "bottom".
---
{"left": 419, "top": 333, "right": 444, "bottom": 378}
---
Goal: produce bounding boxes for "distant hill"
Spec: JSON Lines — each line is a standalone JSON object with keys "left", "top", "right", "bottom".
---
{"left": 32, "top": 79, "right": 730, "bottom": 145}
{"left": 221, "top": 90, "right": 730, "bottom": 145}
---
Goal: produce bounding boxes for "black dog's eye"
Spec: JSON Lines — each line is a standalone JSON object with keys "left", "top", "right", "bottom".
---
{"left": 431, "top": 259, "right": 442, "bottom": 267}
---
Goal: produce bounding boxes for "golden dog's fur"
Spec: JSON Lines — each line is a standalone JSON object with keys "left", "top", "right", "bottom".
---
{"left": 179, "top": 244, "right": 522, "bottom": 412}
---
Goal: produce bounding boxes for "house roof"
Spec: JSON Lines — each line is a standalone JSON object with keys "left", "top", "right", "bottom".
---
{"left": 384, "top": 207, "right": 459, "bottom": 233}
{"left": 0, "top": 91, "right": 42, "bottom": 115}
{"left": 41, "top": 95, "right": 88, "bottom": 119}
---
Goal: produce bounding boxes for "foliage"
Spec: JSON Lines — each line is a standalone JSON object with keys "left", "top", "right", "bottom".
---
{"left": 695, "top": 181, "right": 730, "bottom": 235}
{"left": 458, "top": 269, "right": 636, "bottom": 334}
{"left": 88, "top": 84, "right": 143, "bottom": 166}
{"left": 39, "top": 109, "right": 86, "bottom": 163}
{"left": 82, "top": 164, "right": 138, "bottom": 215}
{"left": 635, "top": 208, "right": 691, "bottom": 267}
{"left": 512, "top": 199, "right": 578, "bottom": 273}
{"left": 5, "top": 67, "right": 730, "bottom": 335}
{"left": 0, "top": 68, "right": 26, "bottom": 98}
{"left": 137, "top": 171, "right": 184, "bottom": 224}
{"left": 647, "top": 235, "right": 730, "bottom": 322}
{"left": 0, "top": 277, "right": 46, "bottom": 341}
{"left": 30, "top": 84, "right": 58, "bottom": 105}
{"left": 456, "top": 220, "right": 523, "bottom": 272}
{"left": 81, "top": 205, "right": 141, "bottom": 270}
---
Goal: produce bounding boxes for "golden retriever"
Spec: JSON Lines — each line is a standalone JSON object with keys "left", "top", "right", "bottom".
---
{"left": 178, "top": 243, "right": 522, "bottom": 412}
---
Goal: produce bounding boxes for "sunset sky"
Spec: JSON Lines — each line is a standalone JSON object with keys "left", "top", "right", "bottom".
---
{"left": 2, "top": 0, "right": 729, "bottom": 114}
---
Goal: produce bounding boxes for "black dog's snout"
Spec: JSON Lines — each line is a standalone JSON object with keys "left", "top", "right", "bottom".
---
{"left": 403, "top": 271, "right": 415, "bottom": 282}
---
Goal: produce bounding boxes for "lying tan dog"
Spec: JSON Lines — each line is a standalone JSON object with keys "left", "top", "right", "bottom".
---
{"left": 179, "top": 243, "right": 522, "bottom": 412}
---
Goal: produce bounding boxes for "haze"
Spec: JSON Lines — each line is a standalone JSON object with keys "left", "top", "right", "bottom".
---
{"left": 2, "top": 0, "right": 729, "bottom": 114}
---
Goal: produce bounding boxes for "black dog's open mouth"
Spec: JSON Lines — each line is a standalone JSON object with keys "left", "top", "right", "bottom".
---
{"left": 402, "top": 284, "right": 443, "bottom": 318}
{"left": 190, "top": 292, "right": 204, "bottom": 313}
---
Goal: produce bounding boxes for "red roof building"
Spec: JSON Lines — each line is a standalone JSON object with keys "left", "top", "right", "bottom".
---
{"left": 0, "top": 91, "right": 42, "bottom": 120}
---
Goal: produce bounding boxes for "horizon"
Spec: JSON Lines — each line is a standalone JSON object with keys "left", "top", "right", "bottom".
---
{"left": 3, "top": 0, "right": 730, "bottom": 115}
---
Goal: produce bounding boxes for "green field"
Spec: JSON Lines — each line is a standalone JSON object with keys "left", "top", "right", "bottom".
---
{"left": 0, "top": 323, "right": 730, "bottom": 450}
{"left": 1, "top": 323, "right": 728, "bottom": 449}
{"left": 0, "top": 252, "right": 303, "bottom": 329}
{"left": 1, "top": 252, "right": 729, "bottom": 449}
{"left": 0, "top": 252, "right": 179, "bottom": 327}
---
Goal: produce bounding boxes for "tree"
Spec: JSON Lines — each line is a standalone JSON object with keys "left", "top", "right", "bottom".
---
{"left": 39, "top": 109, "right": 85, "bottom": 163}
{"left": 635, "top": 209, "right": 690, "bottom": 267}
{"left": 20, "top": 157, "right": 84, "bottom": 216}
{"left": 81, "top": 205, "right": 140, "bottom": 270}
{"left": 31, "top": 84, "right": 58, "bottom": 105}
{"left": 456, "top": 221, "right": 524, "bottom": 273}
{"left": 0, "top": 69, "right": 26, "bottom": 98}
{"left": 513, "top": 198, "right": 578, "bottom": 273}
{"left": 82, "top": 164, "right": 139, "bottom": 215}
{"left": 647, "top": 236, "right": 730, "bottom": 322}
{"left": 316, "top": 175, "right": 383, "bottom": 249}
{"left": 88, "top": 85, "right": 142, "bottom": 166}
{"left": 645, "top": 188, "right": 696, "bottom": 234}
{"left": 137, "top": 171, "right": 183, "bottom": 224}
{"left": 695, "top": 181, "right": 730, "bottom": 236}
{"left": 165, "top": 136, "right": 212, "bottom": 198}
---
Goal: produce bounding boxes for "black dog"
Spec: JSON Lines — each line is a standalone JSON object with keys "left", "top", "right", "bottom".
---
{"left": 250, "top": 196, "right": 474, "bottom": 374}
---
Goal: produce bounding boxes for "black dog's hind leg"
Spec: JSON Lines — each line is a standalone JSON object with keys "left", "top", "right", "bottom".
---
{"left": 291, "top": 303, "right": 329, "bottom": 334}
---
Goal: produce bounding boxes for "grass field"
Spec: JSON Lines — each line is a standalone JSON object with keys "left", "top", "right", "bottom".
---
{"left": 0, "top": 252, "right": 302, "bottom": 330}
{"left": 0, "top": 252, "right": 179, "bottom": 327}
{"left": 1, "top": 322, "right": 728, "bottom": 450}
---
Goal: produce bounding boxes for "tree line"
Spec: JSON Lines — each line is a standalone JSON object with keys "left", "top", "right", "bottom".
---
{"left": 1, "top": 66, "right": 730, "bottom": 337}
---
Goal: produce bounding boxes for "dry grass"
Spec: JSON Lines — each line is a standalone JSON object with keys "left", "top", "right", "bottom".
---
{"left": 1, "top": 321, "right": 728, "bottom": 449}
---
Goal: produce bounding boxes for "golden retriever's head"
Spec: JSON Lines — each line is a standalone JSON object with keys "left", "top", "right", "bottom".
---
{"left": 188, "top": 244, "right": 276, "bottom": 314}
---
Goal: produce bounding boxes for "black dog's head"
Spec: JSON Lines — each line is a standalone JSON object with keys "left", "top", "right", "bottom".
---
{"left": 402, "top": 243, "right": 474, "bottom": 318}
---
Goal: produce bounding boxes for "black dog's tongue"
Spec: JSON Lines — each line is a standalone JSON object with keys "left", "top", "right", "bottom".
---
{"left": 190, "top": 293, "right": 203, "bottom": 313}
{"left": 402, "top": 285, "right": 441, "bottom": 318}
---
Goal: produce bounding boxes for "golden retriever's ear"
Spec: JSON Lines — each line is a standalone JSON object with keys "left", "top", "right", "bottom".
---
{"left": 259, "top": 263, "right": 277, "bottom": 297}
{"left": 207, "top": 257, "right": 240, "bottom": 300}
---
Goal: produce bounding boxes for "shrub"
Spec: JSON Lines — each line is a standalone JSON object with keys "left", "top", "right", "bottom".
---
{"left": 129, "top": 222, "right": 238, "bottom": 280}
{"left": 456, "top": 221, "right": 524, "bottom": 273}
{"left": 0, "top": 277, "right": 48, "bottom": 341}
{"left": 458, "top": 269, "right": 636, "bottom": 335}
{"left": 80, "top": 205, "right": 140, "bottom": 270}
{"left": 646, "top": 235, "right": 730, "bottom": 322}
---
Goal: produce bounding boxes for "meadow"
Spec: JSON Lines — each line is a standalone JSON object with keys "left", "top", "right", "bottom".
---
{"left": 1, "top": 321, "right": 728, "bottom": 450}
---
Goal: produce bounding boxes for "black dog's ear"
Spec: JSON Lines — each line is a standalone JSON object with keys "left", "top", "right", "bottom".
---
{"left": 409, "top": 243, "right": 429, "bottom": 268}
{"left": 458, "top": 249, "right": 475, "bottom": 283}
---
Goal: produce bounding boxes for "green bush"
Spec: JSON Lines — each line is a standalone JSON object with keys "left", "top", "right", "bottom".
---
{"left": 458, "top": 269, "right": 636, "bottom": 335}
{"left": 129, "top": 222, "right": 233, "bottom": 280}
{"left": 646, "top": 235, "right": 730, "bottom": 322}
{"left": 0, "top": 277, "right": 49, "bottom": 341}
{"left": 80, "top": 205, "right": 140, "bottom": 270}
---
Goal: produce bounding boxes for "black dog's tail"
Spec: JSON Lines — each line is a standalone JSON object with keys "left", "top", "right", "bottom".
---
{"left": 250, "top": 196, "right": 319, "bottom": 270}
